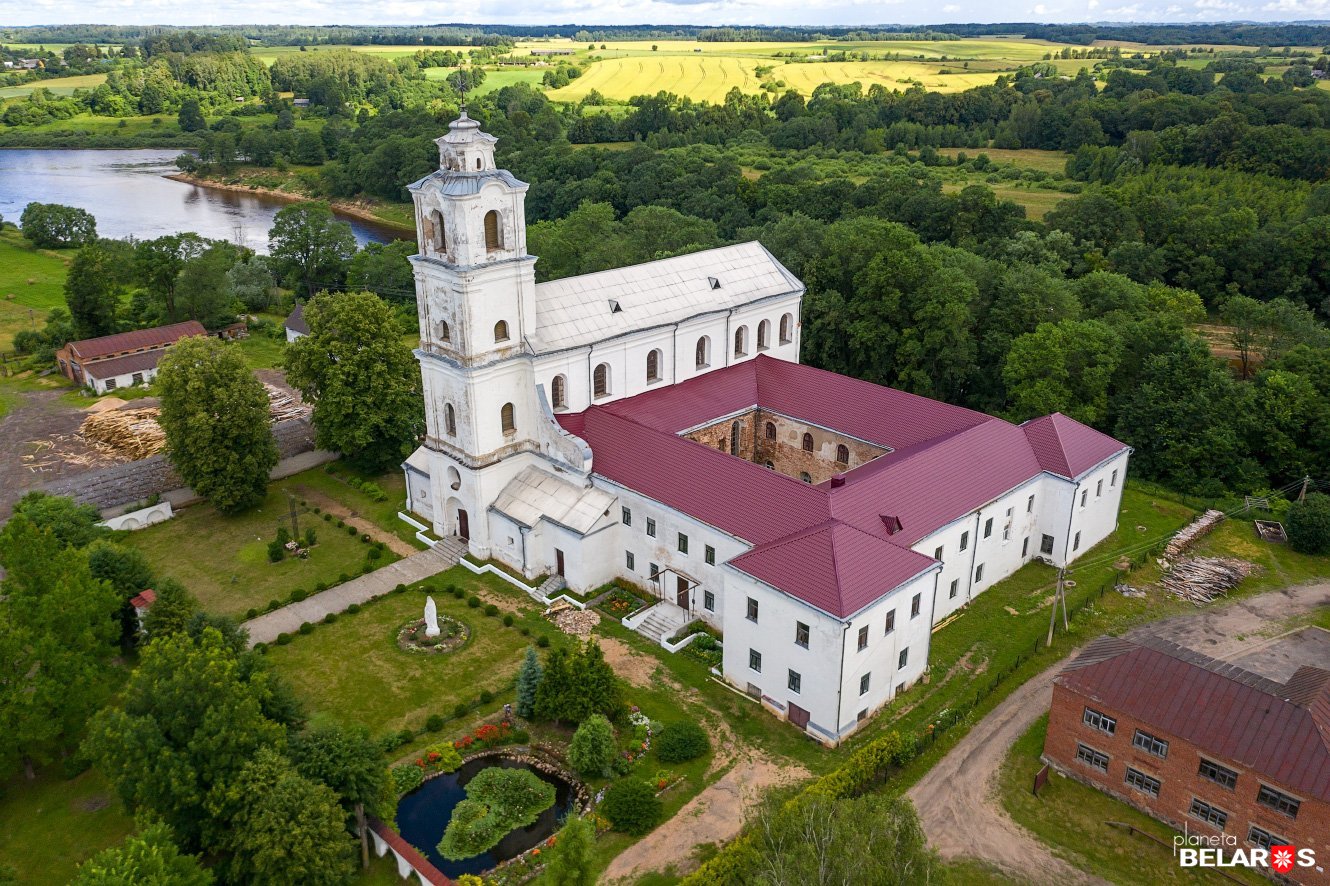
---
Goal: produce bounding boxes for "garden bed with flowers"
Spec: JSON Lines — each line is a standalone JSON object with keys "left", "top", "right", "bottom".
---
{"left": 397, "top": 615, "right": 469, "bottom": 654}
{"left": 593, "top": 585, "right": 654, "bottom": 620}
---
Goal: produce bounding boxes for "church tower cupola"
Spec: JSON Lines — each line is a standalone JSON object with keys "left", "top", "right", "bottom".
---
{"left": 435, "top": 109, "right": 497, "bottom": 173}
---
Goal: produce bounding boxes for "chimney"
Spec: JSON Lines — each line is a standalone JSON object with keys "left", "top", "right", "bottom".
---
{"left": 830, "top": 474, "right": 846, "bottom": 488}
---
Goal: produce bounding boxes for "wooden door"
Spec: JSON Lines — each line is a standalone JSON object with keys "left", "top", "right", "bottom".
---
{"left": 788, "top": 703, "right": 810, "bottom": 730}
{"left": 457, "top": 509, "right": 470, "bottom": 541}
{"left": 555, "top": 549, "right": 565, "bottom": 577}
{"left": 676, "top": 576, "right": 690, "bottom": 609}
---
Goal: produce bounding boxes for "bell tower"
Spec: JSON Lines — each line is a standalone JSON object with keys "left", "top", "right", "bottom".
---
{"left": 405, "top": 111, "right": 541, "bottom": 552}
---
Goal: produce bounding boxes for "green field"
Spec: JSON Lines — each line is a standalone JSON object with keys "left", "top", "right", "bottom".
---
{"left": 0, "top": 769, "right": 134, "bottom": 885}
{"left": 0, "top": 73, "right": 107, "bottom": 99}
{"left": 251, "top": 44, "right": 472, "bottom": 65}
{"left": 0, "top": 228, "right": 71, "bottom": 351}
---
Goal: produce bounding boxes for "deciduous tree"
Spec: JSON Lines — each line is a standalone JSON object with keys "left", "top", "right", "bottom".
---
{"left": 268, "top": 203, "right": 356, "bottom": 298}
{"left": 70, "top": 823, "right": 212, "bottom": 886}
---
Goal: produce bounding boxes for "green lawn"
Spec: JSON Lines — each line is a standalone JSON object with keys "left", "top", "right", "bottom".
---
{"left": 287, "top": 464, "right": 426, "bottom": 551}
{"left": 121, "top": 471, "right": 398, "bottom": 618}
{"left": 0, "top": 227, "right": 72, "bottom": 351}
{"left": 0, "top": 769, "right": 134, "bottom": 885}
{"left": 233, "top": 329, "right": 287, "bottom": 369}
{"left": 1000, "top": 716, "right": 1264, "bottom": 886}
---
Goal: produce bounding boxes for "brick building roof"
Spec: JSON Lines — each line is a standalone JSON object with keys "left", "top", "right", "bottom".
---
{"left": 82, "top": 350, "right": 167, "bottom": 380}
{"left": 1057, "top": 636, "right": 1330, "bottom": 804}
{"left": 557, "top": 355, "right": 1128, "bottom": 619}
{"left": 67, "top": 321, "right": 206, "bottom": 361}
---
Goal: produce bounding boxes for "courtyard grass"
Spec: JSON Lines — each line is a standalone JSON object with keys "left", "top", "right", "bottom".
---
{"left": 289, "top": 463, "right": 427, "bottom": 551}
{"left": 121, "top": 471, "right": 397, "bottom": 618}
{"left": 999, "top": 715, "right": 1265, "bottom": 886}
{"left": 0, "top": 769, "right": 134, "bottom": 885}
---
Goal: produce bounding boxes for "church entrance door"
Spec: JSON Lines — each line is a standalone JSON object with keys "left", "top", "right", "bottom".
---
{"left": 675, "top": 576, "right": 690, "bottom": 610}
{"left": 555, "top": 549, "right": 565, "bottom": 577}
{"left": 458, "top": 509, "right": 469, "bottom": 541}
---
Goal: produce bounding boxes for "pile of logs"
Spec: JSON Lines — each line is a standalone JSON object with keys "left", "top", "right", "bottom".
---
{"left": 1164, "top": 509, "right": 1226, "bottom": 558}
{"left": 265, "top": 384, "right": 310, "bottom": 423}
{"left": 1160, "top": 557, "right": 1255, "bottom": 605}
{"left": 78, "top": 408, "right": 166, "bottom": 460}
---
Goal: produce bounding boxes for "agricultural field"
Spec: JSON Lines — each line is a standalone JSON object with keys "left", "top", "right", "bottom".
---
{"left": 0, "top": 73, "right": 106, "bottom": 99}
{"left": 0, "top": 227, "right": 70, "bottom": 352}
{"left": 250, "top": 44, "right": 472, "bottom": 65}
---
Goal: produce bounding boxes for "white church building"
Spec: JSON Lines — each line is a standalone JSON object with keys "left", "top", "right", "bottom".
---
{"left": 402, "top": 112, "right": 1132, "bottom": 745}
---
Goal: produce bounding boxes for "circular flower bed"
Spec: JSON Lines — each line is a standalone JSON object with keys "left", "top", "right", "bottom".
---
{"left": 397, "top": 616, "right": 469, "bottom": 654}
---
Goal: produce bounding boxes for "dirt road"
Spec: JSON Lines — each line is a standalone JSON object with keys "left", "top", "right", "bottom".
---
{"left": 908, "top": 582, "right": 1330, "bottom": 884}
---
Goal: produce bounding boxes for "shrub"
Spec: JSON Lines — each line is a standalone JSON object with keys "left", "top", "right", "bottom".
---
{"left": 479, "top": 689, "right": 494, "bottom": 704}
{"left": 322, "top": 512, "right": 333, "bottom": 522}
{"left": 453, "top": 587, "right": 465, "bottom": 599}
{"left": 397, "top": 727, "right": 415, "bottom": 746}
{"left": 446, "top": 584, "right": 460, "bottom": 597}
{"left": 323, "top": 612, "right": 338, "bottom": 624}
{"left": 336, "top": 519, "right": 345, "bottom": 528}
{"left": 467, "top": 596, "right": 481, "bottom": 608}
{"left": 298, "top": 622, "right": 314, "bottom": 635}
{"left": 454, "top": 702, "right": 469, "bottom": 718}
{"left": 368, "top": 547, "right": 383, "bottom": 561}
{"left": 484, "top": 604, "right": 499, "bottom": 617}
{"left": 338, "top": 572, "right": 350, "bottom": 583}
{"left": 266, "top": 599, "right": 282, "bottom": 612}
{"left": 245, "top": 607, "right": 258, "bottom": 619}
{"left": 568, "top": 714, "right": 616, "bottom": 777}
{"left": 312, "top": 506, "right": 321, "bottom": 514}
{"left": 315, "top": 581, "right": 327, "bottom": 592}
{"left": 537, "top": 635, "right": 550, "bottom": 648}
{"left": 276, "top": 526, "right": 290, "bottom": 546}
{"left": 304, "top": 527, "right": 317, "bottom": 546}
{"left": 361, "top": 533, "right": 371, "bottom": 543}
{"left": 438, "top": 768, "right": 556, "bottom": 860}
{"left": 656, "top": 721, "right": 710, "bottom": 763}
{"left": 253, "top": 642, "right": 267, "bottom": 654}
{"left": 395, "top": 583, "right": 407, "bottom": 594}
{"left": 503, "top": 614, "right": 514, "bottom": 627}
{"left": 1287, "top": 493, "right": 1330, "bottom": 554}
{"left": 600, "top": 779, "right": 662, "bottom": 835}
{"left": 362, "top": 562, "right": 375, "bottom": 574}
{"left": 276, "top": 633, "right": 292, "bottom": 645}
{"left": 289, "top": 589, "right": 307, "bottom": 603}
{"left": 347, "top": 525, "right": 358, "bottom": 536}
{"left": 425, "top": 714, "right": 445, "bottom": 732}
{"left": 347, "top": 603, "right": 361, "bottom": 614}
{"left": 391, "top": 763, "right": 424, "bottom": 796}
{"left": 267, "top": 539, "right": 285, "bottom": 563}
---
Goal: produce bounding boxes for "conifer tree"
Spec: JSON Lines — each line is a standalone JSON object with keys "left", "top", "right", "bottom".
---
{"left": 543, "top": 815, "right": 596, "bottom": 886}
{"left": 515, "top": 646, "right": 542, "bottom": 719}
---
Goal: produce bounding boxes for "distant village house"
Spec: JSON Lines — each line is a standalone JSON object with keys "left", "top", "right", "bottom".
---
{"left": 56, "top": 321, "right": 206, "bottom": 394}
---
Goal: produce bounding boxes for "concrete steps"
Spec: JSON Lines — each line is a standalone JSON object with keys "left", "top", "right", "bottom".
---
{"left": 635, "top": 604, "right": 688, "bottom": 644}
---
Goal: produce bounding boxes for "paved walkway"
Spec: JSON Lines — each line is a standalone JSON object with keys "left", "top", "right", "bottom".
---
{"left": 242, "top": 537, "right": 468, "bottom": 646}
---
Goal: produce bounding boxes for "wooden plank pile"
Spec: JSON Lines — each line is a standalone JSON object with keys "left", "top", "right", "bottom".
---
{"left": 78, "top": 408, "right": 166, "bottom": 460}
{"left": 1160, "top": 557, "right": 1255, "bottom": 605}
{"left": 1254, "top": 520, "right": 1287, "bottom": 543}
{"left": 1164, "top": 509, "right": 1226, "bottom": 558}
{"left": 265, "top": 384, "right": 311, "bottom": 423}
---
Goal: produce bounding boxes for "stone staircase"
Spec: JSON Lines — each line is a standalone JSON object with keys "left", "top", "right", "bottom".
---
{"left": 429, "top": 535, "right": 470, "bottom": 564}
{"left": 633, "top": 603, "right": 689, "bottom": 645}
{"left": 537, "top": 574, "right": 566, "bottom": 600}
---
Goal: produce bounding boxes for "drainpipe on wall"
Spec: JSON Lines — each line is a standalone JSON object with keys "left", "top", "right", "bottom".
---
{"left": 1062, "top": 480, "right": 1082, "bottom": 568}
{"left": 965, "top": 511, "right": 982, "bottom": 602}
{"left": 834, "top": 621, "right": 849, "bottom": 736}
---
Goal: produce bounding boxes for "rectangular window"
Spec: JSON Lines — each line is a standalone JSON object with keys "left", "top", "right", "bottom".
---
{"left": 705, "top": 545, "right": 715, "bottom": 566}
{"left": 1082, "top": 707, "right": 1117, "bottom": 735}
{"left": 898, "top": 647, "right": 909, "bottom": 669}
{"left": 1080, "top": 489, "right": 1088, "bottom": 508}
{"left": 748, "top": 649, "right": 762, "bottom": 672}
{"left": 1022, "top": 537, "right": 1030, "bottom": 557}
{"left": 1188, "top": 798, "right": 1228, "bottom": 829}
{"left": 859, "top": 672, "right": 870, "bottom": 695}
{"left": 625, "top": 551, "right": 635, "bottom": 571}
{"left": 1248, "top": 825, "right": 1287, "bottom": 851}
{"left": 1197, "top": 759, "right": 1238, "bottom": 790}
{"left": 949, "top": 579, "right": 958, "bottom": 599}
{"left": 960, "top": 531, "right": 969, "bottom": 552}
{"left": 1027, "top": 494, "right": 1035, "bottom": 512}
{"left": 1075, "top": 743, "right": 1110, "bottom": 773}
{"left": 131, "top": 372, "right": 144, "bottom": 385}
{"left": 646, "top": 518, "right": 656, "bottom": 538}
{"left": 1003, "top": 525, "right": 1011, "bottom": 542}
{"left": 795, "top": 622, "right": 809, "bottom": 648}
{"left": 857, "top": 625, "right": 869, "bottom": 650}
{"left": 622, "top": 507, "right": 632, "bottom": 526}
{"left": 677, "top": 533, "right": 688, "bottom": 554}
{"left": 934, "top": 545, "right": 943, "bottom": 561}
{"left": 747, "top": 598, "right": 759, "bottom": 623}
{"left": 884, "top": 610, "right": 895, "bottom": 634}
{"left": 1132, "top": 729, "right": 1169, "bottom": 759}
{"left": 1256, "top": 785, "right": 1301, "bottom": 819}
{"left": 1006, "top": 506, "right": 1013, "bottom": 518}
{"left": 911, "top": 593, "right": 921, "bottom": 618}
{"left": 1111, "top": 469, "right": 1118, "bottom": 487}
{"left": 104, "top": 378, "right": 117, "bottom": 391}
{"left": 984, "top": 517, "right": 993, "bottom": 538}
{"left": 1040, "top": 534, "right": 1055, "bottom": 555}
{"left": 649, "top": 563, "right": 660, "bottom": 584}
{"left": 857, "top": 708, "right": 868, "bottom": 722}
{"left": 1124, "top": 767, "right": 1161, "bottom": 798}
{"left": 787, "top": 670, "right": 801, "bottom": 693}
{"left": 1096, "top": 479, "right": 1104, "bottom": 498}
{"left": 703, "top": 590, "right": 715, "bottom": 612}
{"left": 975, "top": 563, "right": 985, "bottom": 583}
{"left": 1073, "top": 531, "right": 1081, "bottom": 552}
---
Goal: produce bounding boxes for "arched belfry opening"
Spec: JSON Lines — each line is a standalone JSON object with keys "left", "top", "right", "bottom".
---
{"left": 484, "top": 210, "right": 503, "bottom": 251}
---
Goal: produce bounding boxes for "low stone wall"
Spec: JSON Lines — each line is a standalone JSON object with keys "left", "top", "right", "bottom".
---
{"left": 43, "top": 418, "right": 319, "bottom": 511}
{"left": 99, "top": 500, "right": 173, "bottom": 531}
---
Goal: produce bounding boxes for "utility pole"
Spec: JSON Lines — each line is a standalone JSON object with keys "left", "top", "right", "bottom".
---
{"left": 1299, "top": 476, "right": 1311, "bottom": 502}
{"left": 1047, "top": 567, "right": 1068, "bottom": 648}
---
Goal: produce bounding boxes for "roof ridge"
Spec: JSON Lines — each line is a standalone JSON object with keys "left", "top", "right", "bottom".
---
{"left": 535, "top": 241, "right": 769, "bottom": 290}
{"left": 833, "top": 418, "right": 1006, "bottom": 488}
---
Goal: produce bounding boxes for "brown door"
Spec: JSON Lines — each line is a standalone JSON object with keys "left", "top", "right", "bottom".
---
{"left": 555, "top": 549, "right": 565, "bottom": 577}
{"left": 676, "top": 576, "right": 690, "bottom": 609}
{"left": 788, "top": 703, "right": 810, "bottom": 730}
{"left": 457, "top": 509, "right": 469, "bottom": 541}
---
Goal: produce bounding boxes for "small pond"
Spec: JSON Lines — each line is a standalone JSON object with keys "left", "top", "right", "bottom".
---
{"left": 396, "top": 756, "right": 578, "bottom": 877}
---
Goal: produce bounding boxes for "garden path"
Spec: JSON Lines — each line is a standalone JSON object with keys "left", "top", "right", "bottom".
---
{"left": 241, "top": 537, "right": 468, "bottom": 646}
{"left": 290, "top": 483, "right": 418, "bottom": 557}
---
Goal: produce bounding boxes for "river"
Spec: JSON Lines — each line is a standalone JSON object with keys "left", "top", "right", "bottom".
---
{"left": 0, "top": 148, "right": 405, "bottom": 253}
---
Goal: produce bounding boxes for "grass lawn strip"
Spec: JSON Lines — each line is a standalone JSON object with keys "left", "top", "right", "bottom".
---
{"left": 0, "top": 769, "right": 134, "bottom": 884}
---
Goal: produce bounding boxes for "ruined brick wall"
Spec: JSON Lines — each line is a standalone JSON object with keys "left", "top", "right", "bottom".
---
{"left": 43, "top": 419, "right": 318, "bottom": 511}
{"left": 685, "top": 409, "right": 887, "bottom": 485}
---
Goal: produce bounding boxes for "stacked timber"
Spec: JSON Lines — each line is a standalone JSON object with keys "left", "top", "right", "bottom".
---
{"left": 1164, "top": 509, "right": 1226, "bottom": 558}
{"left": 1160, "top": 557, "right": 1255, "bottom": 605}
{"left": 78, "top": 408, "right": 166, "bottom": 460}
{"left": 264, "top": 384, "right": 311, "bottom": 422}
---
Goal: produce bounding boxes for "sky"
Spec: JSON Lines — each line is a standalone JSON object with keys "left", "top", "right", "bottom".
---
{"left": 5, "top": 0, "right": 1330, "bottom": 28}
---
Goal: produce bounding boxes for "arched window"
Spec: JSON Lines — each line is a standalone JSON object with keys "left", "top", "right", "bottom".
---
{"left": 734, "top": 326, "right": 747, "bottom": 357}
{"left": 550, "top": 375, "right": 567, "bottom": 410}
{"left": 445, "top": 403, "right": 457, "bottom": 436}
{"left": 764, "top": 460, "right": 775, "bottom": 469}
{"left": 494, "top": 320, "right": 510, "bottom": 343}
{"left": 730, "top": 420, "right": 741, "bottom": 456}
{"left": 429, "top": 209, "right": 446, "bottom": 253}
{"left": 436, "top": 320, "right": 451, "bottom": 343}
{"left": 802, "top": 432, "right": 814, "bottom": 452}
{"left": 475, "top": 157, "right": 482, "bottom": 170}
{"left": 593, "top": 363, "right": 610, "bottom": 398}
{"left": 646, "top": 349, "right": 661, "bottom": 383}
{"left": 765, "top": 421, "right": 776, "bottom": 441}
{"left": 447, "top": 466, "right": 461, "bottom": 491}
{"left": 779, "top": 313, "right": 794, "bottom": 345}
{"left": 695, "top": 336, "right": 710, "bottom": 369}
{"left": 800, "top": 471, "right": 812, "bottom": 484}
{"left": 500, "top": 402, "right": 515, "bottom": 434}
{"left": 716, "top": 438, "right": 726, "bottom": 450}
{"left": 836, "top": 444, "right": 850, "bottom": 464}
{"left": 484, "top": 210, "right": 502, "bottom": 251}
{"left": 757, "top": 319, "right": 770, "bottom": 350}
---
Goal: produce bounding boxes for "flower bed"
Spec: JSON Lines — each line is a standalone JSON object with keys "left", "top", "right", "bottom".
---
{"left": 595, "top": 587, "right": 650, "bottom": 619}
{"left": 397, "top": 615, "right": 469, "bottom": 654}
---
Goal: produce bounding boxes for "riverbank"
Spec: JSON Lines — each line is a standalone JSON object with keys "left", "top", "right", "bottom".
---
{"left": 168, "top": 172, "right": 415, "bottom": 234}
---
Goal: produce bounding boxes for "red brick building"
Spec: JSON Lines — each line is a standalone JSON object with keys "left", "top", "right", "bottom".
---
{"left": 1044, "top": 636, "right": 1330, "bottom": 884}
{"left": 56, "top": 321, "right": 206, "bottom": 394}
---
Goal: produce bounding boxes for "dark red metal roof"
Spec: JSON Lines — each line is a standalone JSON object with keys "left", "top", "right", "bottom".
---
{"left": 69, "top": 321, "right": 206, "bottom": 360}
{"left": 367, "top": 818, "right": 452, "bottom": 885}
{"left": 1022, "top": 412, "right": 1127, "bottom": 480}
{"left": 1057, "top": 637, "right": 1330, "bottom": 804}
{"left": 82, "top": 349, "right": 166, "bottom": 380}
{"left": 558, "top": 355, "right": 1128, "bottom": 618}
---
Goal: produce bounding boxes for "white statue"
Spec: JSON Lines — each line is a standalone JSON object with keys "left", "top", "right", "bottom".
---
{"left": 424, "top": 595, "right": 441, "bottom": 638}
